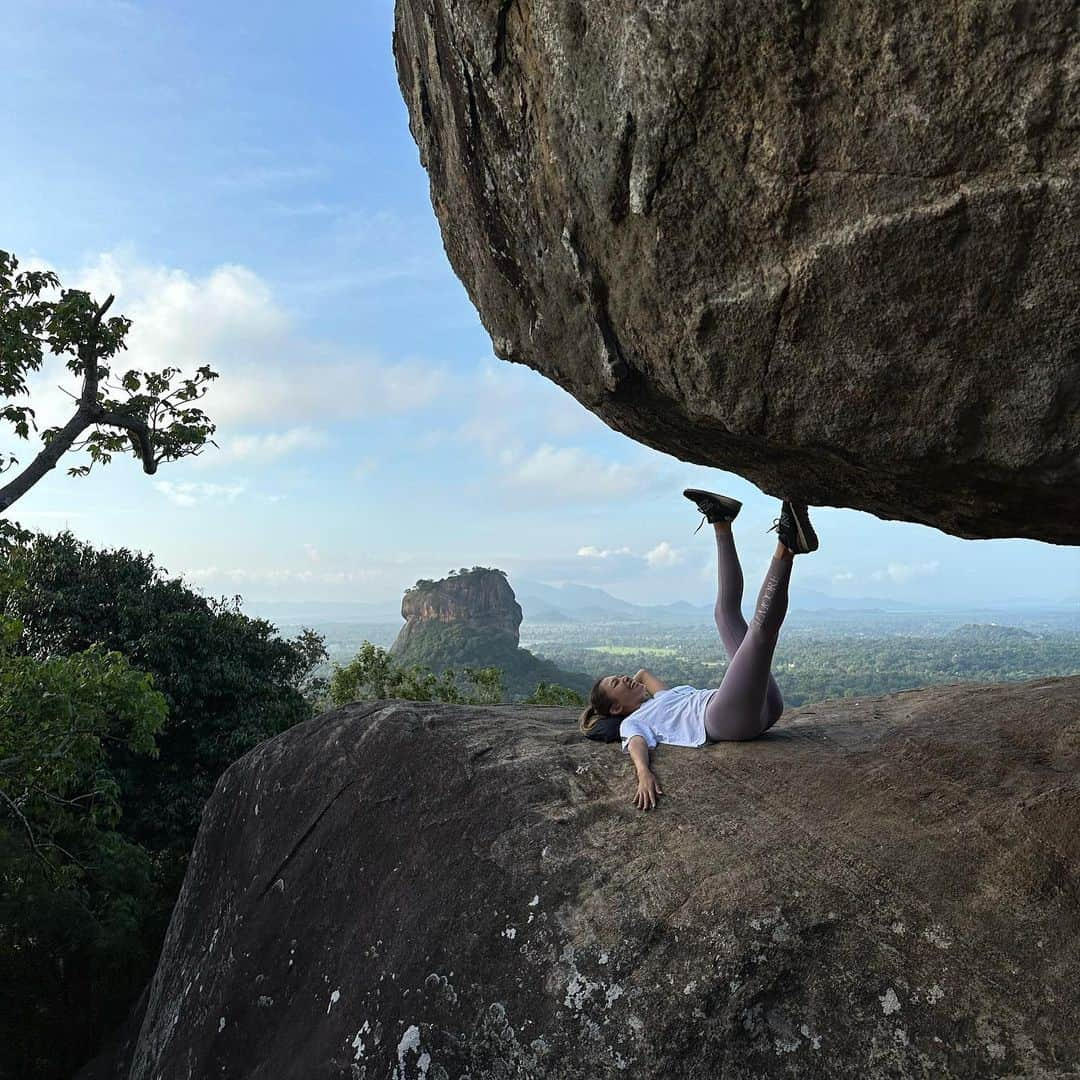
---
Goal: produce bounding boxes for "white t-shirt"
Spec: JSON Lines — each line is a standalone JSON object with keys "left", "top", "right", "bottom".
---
{"left": 619, "top": 685, "right": 716, "bottom": 753}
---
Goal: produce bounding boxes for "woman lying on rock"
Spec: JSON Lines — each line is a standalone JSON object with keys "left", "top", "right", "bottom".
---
{"left": 579, "top": 489, "right": 818, "bottom": 811}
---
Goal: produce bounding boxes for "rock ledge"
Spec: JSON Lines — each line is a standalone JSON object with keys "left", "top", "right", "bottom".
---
{"left": 98, "top": 676, "right": 1080, "bottom": 1079}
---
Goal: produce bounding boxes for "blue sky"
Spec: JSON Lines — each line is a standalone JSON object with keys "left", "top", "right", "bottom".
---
{"left": 2, "top": 1, "right": 1076, "bottom": 610}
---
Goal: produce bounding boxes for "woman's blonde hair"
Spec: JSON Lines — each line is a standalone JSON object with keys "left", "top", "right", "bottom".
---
{"left": 579, "top": 677, "right": 615, "bottom": 735}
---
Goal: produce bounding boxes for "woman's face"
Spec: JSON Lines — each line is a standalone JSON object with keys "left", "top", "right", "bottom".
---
{"left": 601, "top": 674, "right": 649, "bottom": 715}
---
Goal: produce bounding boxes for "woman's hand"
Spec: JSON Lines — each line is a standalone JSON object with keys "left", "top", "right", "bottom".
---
{"left": 632, "top": 669, "right": 667, "bottom": 696}
{"left": 634, "top": 770, "right": 664, "bottom": 811}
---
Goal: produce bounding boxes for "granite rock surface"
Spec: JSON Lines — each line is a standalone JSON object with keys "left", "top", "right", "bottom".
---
{"left": 88, "top": 675, "right": 1080, "bottom": 1079}
{"left": 393, "top": 0, "right": 1080, "bottom": 542}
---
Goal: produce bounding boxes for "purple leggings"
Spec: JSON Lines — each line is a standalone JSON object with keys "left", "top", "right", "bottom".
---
{"left": 703, "top": 530, "right": 791, "bottom": 741}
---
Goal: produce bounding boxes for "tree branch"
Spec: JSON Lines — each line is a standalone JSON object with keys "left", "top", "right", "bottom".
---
{"left": 97, "top": 410, "right": 157, "bottom": 474}
{"left": 93, "top": 294, "right": 115, "bottom": 325}
{"left": 0, "top": 406, "right": 157, "bottom": 512}
{"left": 0, "top": 406, "right": 93, "bottom": 512}
{"left": 35, "top": 787, "right": 111, "bottom": 810}
{"left": 0, "top": 787, "right": 50, "bottom": 869}
{"left": 38, "top": 837, "right": 89, "bottom": 874}
{"left": 0, "top": 297, "right": 117, "bottom": 513}
{"left": 72, "top": 294, "right": 113, "bottom": 417}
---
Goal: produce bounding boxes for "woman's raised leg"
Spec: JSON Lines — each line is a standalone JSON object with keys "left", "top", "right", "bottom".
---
{"left": 704, "top": 546, "right": 794, "bottom": 741}
{"left": 712, "top": 523, "right": 785, "bottom": 731}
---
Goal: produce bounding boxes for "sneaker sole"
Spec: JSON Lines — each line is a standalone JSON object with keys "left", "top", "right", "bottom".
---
{"left": 789, "top": 503, "right": 819, "bottom": 553}
{"left": 683, "top": 489, "right": 742, "bottom": 522}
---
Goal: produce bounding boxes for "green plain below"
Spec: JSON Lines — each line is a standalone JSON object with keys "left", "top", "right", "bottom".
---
{"left": 585, "top": 645, "right": 679, "bottom": 656}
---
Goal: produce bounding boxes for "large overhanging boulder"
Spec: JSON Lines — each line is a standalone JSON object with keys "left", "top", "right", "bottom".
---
{"left": 88, "top": 678, "right": 1080, "bottom": 1078}
{"left": 392, "top": 0, "right": 1080, "bottom": 543}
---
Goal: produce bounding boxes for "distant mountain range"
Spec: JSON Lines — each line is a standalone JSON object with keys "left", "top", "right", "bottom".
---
{"left": 512, "top": 579, "right": 919, "bottom": 623}
{"left": 244, "top": 585, "right": 1077, "bottom": 628}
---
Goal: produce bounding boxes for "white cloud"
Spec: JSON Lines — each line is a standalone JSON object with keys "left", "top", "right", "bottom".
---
{"left": 455, "top": 363, "right": 676, "bottom": 508}
{"left": 176, "top": 549, "right": 451, "bottom": 601}
{"left": 18, "top": 251, "right": 448, "bottom": 440}
{"left": 501, "top": 445, "right": 659, "bottom": 505}
{"left": 578, "top": 545, "right": 632, "bottom": 559}
{"left": 179, "top": 566, "right": 385, "bottom": 588}
{"left": 576, "top": 540, "right": 682, "bottom": 568}
{"left": 871, "top": 560, "right": 940, "bottom": 585}
{"left": 207, "top": 356, "right": 446, "bottom": 427}
{"left": 832, "top": 571, "right": 856, "bottom": 585}
{"left": 154, "top": 481, "right": 244, "bottom": 507}
{"left": 77, "top": 255, "right": 289, "bottom": 370}
{"left": 10, "top": 263, "right": 639, "bottom": 500}
{"left": 645, "top": 541, "right": 682, "bottom": 568}
{"left": 453, "top": 363, "right": 609, "bottom": 457}
{"left": 218, "top": 427, "right": 328, "bottom": 464}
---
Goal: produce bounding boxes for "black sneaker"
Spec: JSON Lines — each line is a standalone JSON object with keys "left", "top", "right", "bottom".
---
{"left": 683, "top": 488, "right": 742, "bottom": 534}
{"left": 768, "top": 501, "right": 819, "bottom": 554}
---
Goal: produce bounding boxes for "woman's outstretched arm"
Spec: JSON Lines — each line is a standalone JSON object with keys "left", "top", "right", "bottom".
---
{"left": 627, "top": 735, "right": 663, "bottom": 811}
{"left": 634, "top": 668, "right": 668, "bottom": 696}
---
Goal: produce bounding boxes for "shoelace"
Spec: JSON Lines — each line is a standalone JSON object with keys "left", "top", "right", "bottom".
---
{"left": 693, "top": 513, "right": 708, "bottom": 535}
